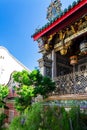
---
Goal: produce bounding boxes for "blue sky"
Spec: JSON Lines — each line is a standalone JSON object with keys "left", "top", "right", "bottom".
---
{"left": 0, "top": 0, "right": 76, "bottom": 70}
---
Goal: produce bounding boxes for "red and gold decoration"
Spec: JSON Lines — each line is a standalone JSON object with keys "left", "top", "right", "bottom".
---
{"left": 60, "top": 40, "right": 72, "bottom": 55}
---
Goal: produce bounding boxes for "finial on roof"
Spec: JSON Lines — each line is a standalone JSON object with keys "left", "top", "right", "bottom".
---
{"left": 46, "top": 0, "right": 62, "bottom": 21}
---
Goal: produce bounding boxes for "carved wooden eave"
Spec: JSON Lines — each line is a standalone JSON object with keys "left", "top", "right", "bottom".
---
{"left": 38, "top": 14, "right": 87, "bottom": 54}
{"left": 32, "top": 0, "right": 87, "bottom": 41}
{"left": 54, "top": 25, "right": 87, "bottom": 52}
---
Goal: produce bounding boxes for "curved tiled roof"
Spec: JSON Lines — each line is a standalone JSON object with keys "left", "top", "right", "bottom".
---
{"left": 32, "top": 0, "right": 83, "bottom": 38}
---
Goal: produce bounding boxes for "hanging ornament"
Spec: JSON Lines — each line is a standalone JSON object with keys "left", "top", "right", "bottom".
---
{"left": 59, "top": 38, "right": 67, "bottom": 55}
{"left": 46, "top": 0, "right": 62, "bottom": 21}
{"left": 70, "top": 55, "right": 78, "bottom": 65}
{"left": 60, "top": 46, "right": 67, "bottom": 55}
{"left": 80, "top": 40, "right": 87, "bottom": 55}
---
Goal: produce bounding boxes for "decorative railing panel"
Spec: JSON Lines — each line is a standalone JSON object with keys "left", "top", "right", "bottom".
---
{"left": 54, "top": 70, "right": 87, "bottom": 95}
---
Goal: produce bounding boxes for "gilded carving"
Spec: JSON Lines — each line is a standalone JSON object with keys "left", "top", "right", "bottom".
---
{"left": 70, "top": 25, "right": 76, "bottom": 34}
{"left": 60, "top": 47, "right": 67, "bottom": 55}
{"left": 44, "top": 44, "right": 52, "bottom": 51}
{"left": 65, "top": 28, "right": 70, "bottom": 37}
{"left": 45, "top": 15, "right": 87, "bottom": 54}
{"left": 48, "top": 33, "right": 56, "bottom": 43}
{"left": 82, "top": 15, "right": 87, "bottom": 28}
{"left": 48, "top": 35, "right": 53, "bottom": 42}
{"left": 65, "top": 40, "right": 72, "bottom": 49}
{"left": 78, "top": 19, "right": 83, "bottom": 31}
{"left": 59, "top": 30, "right": 65, "bottom": 40}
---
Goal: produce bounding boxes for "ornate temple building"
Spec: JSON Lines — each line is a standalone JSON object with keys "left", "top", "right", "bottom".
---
{"left": 32, "top": 0, "right": 87, "bottom": 99}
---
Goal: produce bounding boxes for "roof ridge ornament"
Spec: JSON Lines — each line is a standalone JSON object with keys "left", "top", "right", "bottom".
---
{"left": 46, "top": 0, "right": 62, "bottom": 21}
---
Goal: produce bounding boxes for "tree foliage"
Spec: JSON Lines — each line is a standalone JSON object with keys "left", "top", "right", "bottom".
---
{"left": 0, "top": 85, "right": 9, "bottom": 100}
{"left": 0, "top": 85, "right": 9, "bottom": 129}
{"left": 15, "top": 85, "right": 34, "bottom": 112}
{"left": 8, "top": 116, "right": 26, "bottom": 130}
{"left": 0, "top": 85, "right": 9, "bottom": 109}
{"left": 13, "top": 70, "right": 30, "bottom": 86}
{"left": 0, "top": 85, "right": 9, "bottom": 108}
{"left": 12, "top": 69, "right": 56, "bottom": 112}
{"left": 0, "top": 113, "right": 7, "bottom": 129}
{"left": 13, "top": 70, "right": 55, "bottom": 97}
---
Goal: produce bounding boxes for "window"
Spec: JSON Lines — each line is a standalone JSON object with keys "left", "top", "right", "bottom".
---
{"left": 0, "top": 56, "right": 4, "bottom": 59}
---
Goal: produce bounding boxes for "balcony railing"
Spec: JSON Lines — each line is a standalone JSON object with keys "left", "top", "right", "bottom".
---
{"left": 54, "top": 70, "right": 87, "bottom": 95}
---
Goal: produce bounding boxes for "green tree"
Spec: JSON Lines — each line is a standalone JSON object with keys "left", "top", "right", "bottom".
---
{"left": 13, "top": 70, "right": 55, "bottom": 97}
{"left": 0, "top": 84, "right": 9, "bottom": 110}
{"left": 0, "top": 85, "right": 9, "bottom": 100}
{"left": 0, "top": 85, "right": 9, "bottom": 129}
{"left": 13, "top": 69, "right": 55, "bottom": 113}
{"left": 15, "top": 85, "right": 34, "bottom": 112}
{"left": 13, "top": 70, "right": 30, "bottom": 86}
{"left": 8, "top": 116, "right": 27, "bottom": 130}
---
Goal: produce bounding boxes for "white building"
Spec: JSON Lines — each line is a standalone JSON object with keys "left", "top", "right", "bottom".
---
{"left": 0, "top": 46, "right": 30, "bottom": 85}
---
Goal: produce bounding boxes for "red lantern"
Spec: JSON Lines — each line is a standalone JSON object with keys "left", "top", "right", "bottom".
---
{"left": 70, "top": 55, "right": 78, "bottom": 65}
